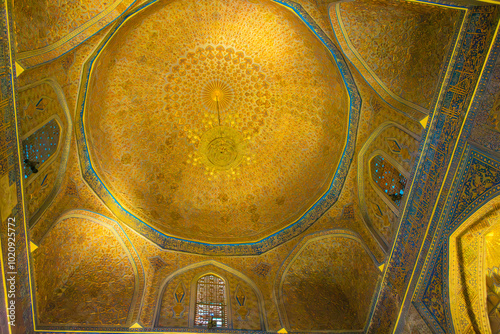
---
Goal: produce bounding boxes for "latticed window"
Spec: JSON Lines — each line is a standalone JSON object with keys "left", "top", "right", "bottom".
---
{"left": 22, "top": 119, "right": 60, "bottom": 178}
{"left": 194, "top": 274, "right": 227, "bottom": 328}
{"left": 370, "top": 155, "right": 407, "bottom": 207}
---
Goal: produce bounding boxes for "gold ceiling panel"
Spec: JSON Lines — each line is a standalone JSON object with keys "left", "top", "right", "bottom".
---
{"left": 85, "top": 0, "right": 349, "bottom": 243}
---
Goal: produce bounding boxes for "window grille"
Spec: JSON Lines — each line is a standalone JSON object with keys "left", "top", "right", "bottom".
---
{"left": 194, "top": 274, "right": 227, "bottom": 328}
{"left": 370, "top": 155, "right": 407, "bottom": 206}
{"left": 22, "top": 119, "right": 60, "bottom": 178}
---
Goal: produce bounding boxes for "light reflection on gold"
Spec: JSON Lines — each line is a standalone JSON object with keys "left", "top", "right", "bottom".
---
{"left": 202, "top": 79, "right": 234, "bottom": 112}
{"left": 197, "top": 126, "right": 246, "bottom": 171}
{"left": 485, "top": 224, "right": 500, "bottom": 271}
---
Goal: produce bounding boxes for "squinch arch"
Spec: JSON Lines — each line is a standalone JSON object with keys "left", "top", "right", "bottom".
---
{"left": 274, "top": 229, "right": 381, "bottom": 332}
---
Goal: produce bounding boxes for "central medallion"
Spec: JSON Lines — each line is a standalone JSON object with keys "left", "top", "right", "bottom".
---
{"left": 199, "top": 126, "right": 245, "bottom": 170}
{"left": 202, "top": 79, "right": 234, "bottom": 112}
{"left": 82, "top": 0, "right": 355, "bottom": 247}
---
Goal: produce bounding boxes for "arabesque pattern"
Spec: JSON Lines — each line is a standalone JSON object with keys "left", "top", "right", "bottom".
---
{"left": 85, "top": 0, "right": 349, "bottom": 243}
{"left": 336, "top": 0, "right": 461, "bottom": 110}
{"left": 33, "top": 216, "right": 136, "bottom": 325}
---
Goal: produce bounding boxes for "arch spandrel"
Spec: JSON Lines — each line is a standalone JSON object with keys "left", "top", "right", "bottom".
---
{"left": 75, "top": 0, "right": 362, "bottom": 254}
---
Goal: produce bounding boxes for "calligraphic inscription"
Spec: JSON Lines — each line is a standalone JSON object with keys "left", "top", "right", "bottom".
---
{"left": 367, "top": 7, "right": 499, "bottom": 333}
{"left": 422, "top": 247, "right": 446, "bottom": 331}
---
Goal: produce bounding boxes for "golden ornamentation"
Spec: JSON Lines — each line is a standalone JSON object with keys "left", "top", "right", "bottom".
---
{"left": 278, "top": 234, "right": 380, "bottom": 331}
{"left": 202, "top": 79, "right": 234, "bottom": 112}
{"left": 84, "top": 0, "right": 348, "bottom": 243}
{"left": 487, "top": 267, "right": 500, "bottom": 333}
{"left": 34, "top": 216, "right": 136, "bottom": 325}
{"left": 164, "top": 44, "right": 272, "bottom": 144}
{"left": 198, "top": 126, "right": 245, "bottom": 170}
{"left": 333, "top": 0, "right": 461, "bottom": 112}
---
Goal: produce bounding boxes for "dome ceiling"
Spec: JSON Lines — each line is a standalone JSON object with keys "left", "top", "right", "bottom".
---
{"left": 82, "top": 0, "right": 355, "bottom": 245}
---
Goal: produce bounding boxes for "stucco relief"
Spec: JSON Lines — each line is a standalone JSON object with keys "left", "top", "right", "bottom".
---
{"left": 358, "top": 122, "right": 420, "bottom": 248}
{"left": 331, "top": 0, "right": 462, "bottom": 113}
{"left": 83, "top": 0, "right": 350, "bottom": 244}
{"left": 487, "top": 267, "right": 500, "bottom": 333}
{"left": 13, "top": 0, "right": 135, "bottom": 67}
{"left": 402, "top": 305, "right": 433, "bottom": 334}
{"left": 18, "top": 80, "right": 72, "bottom": 226}
{"left": 33, "top": 214, "right": 139, "bottom": 326}
{"left": 276, "top": 231, "right": 381, "bottom": 331}
{"left": 471, "top": 54, "right": 500, "bottom": 153}
{"left": 291, "top": 0, "right": 335, "bottom": 40}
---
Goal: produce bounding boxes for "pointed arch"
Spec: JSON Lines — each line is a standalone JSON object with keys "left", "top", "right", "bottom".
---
{"left": 154, "top": 260, "right": 268, "bottom": 331}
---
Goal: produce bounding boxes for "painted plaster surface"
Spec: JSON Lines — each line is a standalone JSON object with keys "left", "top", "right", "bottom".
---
{"left": 471, "top": 55, "right": 500, "bottom": 153}
{"left": 18, "top": 82, "right": 68, "bottom": 221}
{"left": 361, "top": 125, "right": 419, "bottom": 245}
{"left": 11, "top": 0, "right": 473, "bottom": 332}
{"left": 402, "top": 305, "right": 433, "bottom": 334}
{"left": 13, "top": 0, "right": 109, "bottom": 52}
{"left": 281, "top": 236, "right": 380, "bottom": 331}
{"left": 337, "top": 0, "right": 461, "bottom": 110}
{"left": 157, "top": 264, "right": 261, "bottom": 330}
{"left": 449, "top": 198, "right": 500, "bottom": 334}
{"left": 85, "top": 0, "right": 348, "bottom": 243}
{"left": 13, "top": 0, "right": 134, "bottom": 67}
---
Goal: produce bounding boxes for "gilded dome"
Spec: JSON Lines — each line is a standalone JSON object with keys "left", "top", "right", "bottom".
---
{"left": 84, "top": 0, "right": 350, "bottom": 243}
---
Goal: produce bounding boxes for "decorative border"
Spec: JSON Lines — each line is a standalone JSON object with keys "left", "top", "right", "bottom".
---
{"left": 356, "top": 121, "right": 421, "bottom": 252}
{"left": 329, "top": 1, "right": 467, "bottom": 121}
{"left": 74, "top": 0, "right": 362, "bottom": 255}
{"left": 153, "top": 260, "right": 268, "bottom": 331}
{"left": 402, "top": 10, "right": 500, "bottom": 334}
{"left": 16, "top": 0, "right": 137, "bottom": 69}
{"left": 272, "top": 229, "right": 382, "bottom": 332}
{"left": 414, "top": 147, "right": 500, "bottom": 334}
{"left": 411, "top": 14, "right": 500, "bottom": 331}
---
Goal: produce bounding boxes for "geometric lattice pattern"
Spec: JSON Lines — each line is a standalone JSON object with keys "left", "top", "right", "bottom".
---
{"left": 22, "top": 118, "right": 60, "bottom": 178}
{"left": 371, "top": 155, "right": 407, "bottom": 206}
{"left": 194, "top": 275, "right": 227, "bottom": 328}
